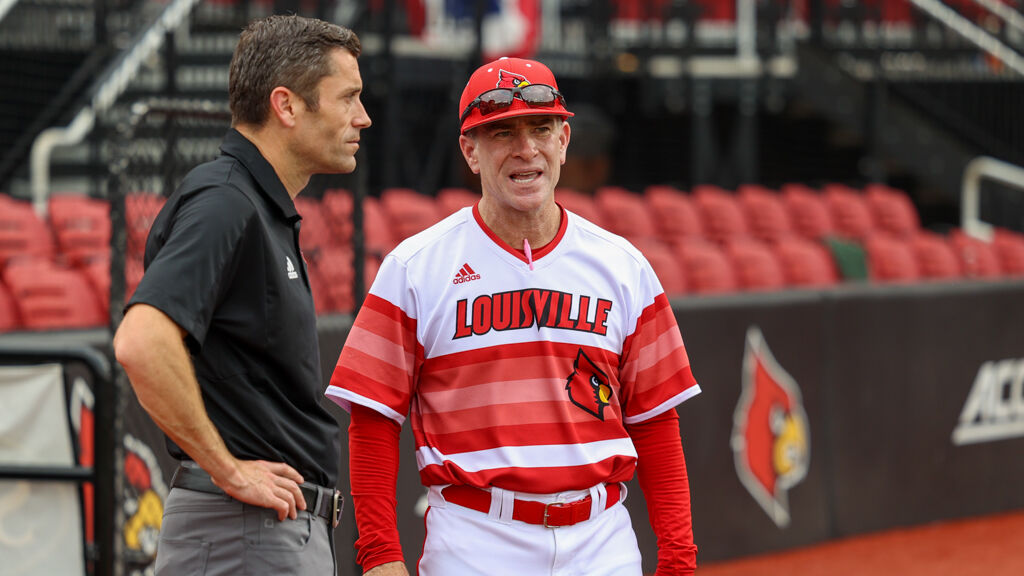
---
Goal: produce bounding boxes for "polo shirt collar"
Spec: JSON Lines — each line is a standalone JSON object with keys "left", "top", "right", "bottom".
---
{"left": 220, "top": 128, "right": 300, "bottom": 222}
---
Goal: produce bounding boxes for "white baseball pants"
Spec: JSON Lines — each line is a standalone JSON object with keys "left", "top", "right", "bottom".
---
{"left": 418, "top": 483, "right": 643, "bottom": 576}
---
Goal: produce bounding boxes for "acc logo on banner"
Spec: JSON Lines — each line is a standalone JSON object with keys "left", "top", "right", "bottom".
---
{"left": 731, "top": 326, "right": 810, "bottom": 528}
{"left": 952, "top": 357, "right": 1024, "bottom": 445}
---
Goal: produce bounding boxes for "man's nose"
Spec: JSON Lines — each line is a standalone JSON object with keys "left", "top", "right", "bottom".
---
{"left": 354, "top": 99, "right": 371, "bottom": 128}
{"left": 511, "top": 131, "right": 537, "bottom": 157}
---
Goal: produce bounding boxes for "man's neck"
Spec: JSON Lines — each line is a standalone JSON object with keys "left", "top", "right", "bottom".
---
{"left": 478, "top": 197, "right": 561, "bottom": 250}
{"left": 234, "top": 124, "right": 308, "bottom": 199}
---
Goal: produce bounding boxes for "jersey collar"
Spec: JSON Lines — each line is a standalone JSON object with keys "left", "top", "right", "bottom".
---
{"left": 472, "top": 202, "right": 568, "bottom": 265}
{"left": 220, "top": 129, "right": 300, "bottom": 222}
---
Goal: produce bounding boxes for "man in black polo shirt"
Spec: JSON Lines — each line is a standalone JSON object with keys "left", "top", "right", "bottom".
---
{"left": 113, "top": 15, "right": 371, "bottom": 575}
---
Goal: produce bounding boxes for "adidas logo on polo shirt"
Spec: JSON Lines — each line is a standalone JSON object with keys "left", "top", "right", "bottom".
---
{"left": 453, "top": 263, "right": 481, "bottom": 284}
{"left": 286, "top": 256, "right": 299, "bottom": 280}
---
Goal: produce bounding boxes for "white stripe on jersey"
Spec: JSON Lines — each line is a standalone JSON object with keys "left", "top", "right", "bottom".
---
{"left": 415, "top": 437, "right": 639, "bottom": 472}
{"left": 326, "top": 387, "right": 407, "bottom": 425}
{"left": 623, "top": 387, "right": 703, "bottom": 425}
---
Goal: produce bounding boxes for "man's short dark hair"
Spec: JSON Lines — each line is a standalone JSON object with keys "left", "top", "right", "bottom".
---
{"left": 229, "top": 15, "right": 361, "bottom": 126}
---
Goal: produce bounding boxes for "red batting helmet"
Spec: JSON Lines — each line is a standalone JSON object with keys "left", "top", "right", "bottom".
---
{"left": 459, "top": 57, "right": 574, "bottom": 134}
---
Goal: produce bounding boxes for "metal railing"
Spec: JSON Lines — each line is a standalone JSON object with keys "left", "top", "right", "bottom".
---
{"left": 961, "top": 155, "right": 1024, "bottom": 240}
{"left": 907, "top": 0, "right": 1024, "bottom": 75}
{"left": 28, "top": 0, "right": 202, "bottom": 218}
{"left": 0, "top": 344, "right": 118, "bottom": 576}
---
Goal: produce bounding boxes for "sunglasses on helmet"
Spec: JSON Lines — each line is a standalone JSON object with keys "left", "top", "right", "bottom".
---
{"left": 460, "top": 84, "right": 566, "bottom": 123}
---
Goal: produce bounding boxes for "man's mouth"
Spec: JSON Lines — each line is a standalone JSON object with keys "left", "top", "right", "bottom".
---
{"left": 510, "top": 171, "right": 540, "bottom": 183}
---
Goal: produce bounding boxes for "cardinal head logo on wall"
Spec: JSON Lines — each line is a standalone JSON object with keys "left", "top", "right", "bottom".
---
{"left": 731, "top": 326, "right": 810, "bottom": 528}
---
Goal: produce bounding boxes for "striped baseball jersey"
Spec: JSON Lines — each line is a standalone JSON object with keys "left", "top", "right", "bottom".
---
{"left": 327, "top": 204, "right": 700, "bottom": 494}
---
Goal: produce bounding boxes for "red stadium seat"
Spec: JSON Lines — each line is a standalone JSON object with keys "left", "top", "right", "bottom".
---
{"left": 724, "top": 237, "right": 786, "bottom": 291}
{"left": 126, "top": 256, "right": 145, "bottom": 302}
{"left": 992, "top": 229, "right": 1024, "bottom": 276}
{"left": 772, "top": 236, "right": 839, "bottom": 288}
{"left": 631, "top": 237, "right": 686, "bottom": 296}
{"left": 125, "top": 192, "right": 165, "bottom": 258}
{"left": 381, "top": 188, "right": 443, "bottom": 243}
{"left": 672, "top": 238, "right": 737, "bottom": 294}
{"left": 0, "top": 280, "right": 20, "bottom": 331}
{"left": 864, "top": 184, "right": 920, "bottom": 238}
{"left": 2, "top": 259, "right": 105, "bottom": 330}
{"left": 0, "top": 193, "right": 56, "bottom": 266}
{"left": 437, "top": 187, "right": 481, "bottom": 216}
{"left": 322, "top": 188, "right": 355, "bottom": 245}
{"left": 863, "top": 233, "right": 920, "bottom": 283}
{"left": 643, "top": 185, "right": 704, "bottom": 244}
{"left": 823, "top": 183, "right": 875, "bottom": 241}
{"left": 555, "top": 188, "right": 605, "bottom": 227}
{"left": 595, "top": 186, "right": 658, "bottom": 243}
{"left": 363, "top": 197, "right": 397, "bottom": 256}
{"left": 910, "top": 231, "right": 962, "bottom": 281}
{"left": 48, "top": 194, "right": 111, "bottom": 267}
{"left": 693, "top": 185, "right": 749, "bottom": 244}
{"left": 81, "top": 257, "right": 111, "bottom": 318}
{"left": 781, "top": 183, "right": 834, "bottom": 240}
{"left": 310, "top": 246, "right": 381, "bottom": 314}
{"left": 738, "top": 184, "right": 793, "bottom": 243}
{"left": 949, "top": 230, "right": 1002, "bottom": 279}
{"left": 322, "top": 190, "right": 396, "bottom": 257}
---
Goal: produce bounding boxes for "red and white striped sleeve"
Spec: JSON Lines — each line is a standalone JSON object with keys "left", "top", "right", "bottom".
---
{"left": 618, "top": 265, "right": 700, "bottom": 424}
{"left": 326, "top": 255, "right": 423, "bottom": 423}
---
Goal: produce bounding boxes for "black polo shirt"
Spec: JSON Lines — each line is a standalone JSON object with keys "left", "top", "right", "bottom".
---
{"left": 128, "top": 129, "right": 340, "bottom": 487}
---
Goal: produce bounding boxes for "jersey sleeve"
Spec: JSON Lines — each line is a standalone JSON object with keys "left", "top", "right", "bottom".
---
{"left": 326, "top": 254, "right": 422, "bottom": 424}
{"left": 619, "top": 260, "right": 700, "bottom": 425}
{"left": 128, "top": 186, "right": 254, "bottom": 348}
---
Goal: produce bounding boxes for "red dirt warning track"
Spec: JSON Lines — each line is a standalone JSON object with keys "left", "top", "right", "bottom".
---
{"left": 697, "top": 510, "right": 1024, "bottom": 576}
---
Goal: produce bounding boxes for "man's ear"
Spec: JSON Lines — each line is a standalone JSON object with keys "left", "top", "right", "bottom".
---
{"left": 559, "top": 120, "right": 571, "bottom": 165}
{"left": 459, "top": 133, "right": 481, "bottom": 175}
{"left": 269, "top": 87, "right": 300, "bottom": 128}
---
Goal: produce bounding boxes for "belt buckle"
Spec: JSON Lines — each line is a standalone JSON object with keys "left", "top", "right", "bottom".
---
{"left": 542, "top": 501, "right": 567, "bottom": 529}
{"left": 331, "top": 490, "right": 343, "bottom": 528}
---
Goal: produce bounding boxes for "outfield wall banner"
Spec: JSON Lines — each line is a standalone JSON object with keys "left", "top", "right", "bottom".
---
{"left": 827, "top": 282, "right": 1024, "bottom": 536}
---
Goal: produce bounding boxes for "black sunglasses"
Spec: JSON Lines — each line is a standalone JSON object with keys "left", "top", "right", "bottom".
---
{"left": 460, "top": 84, "right": 566, "bottom": 122}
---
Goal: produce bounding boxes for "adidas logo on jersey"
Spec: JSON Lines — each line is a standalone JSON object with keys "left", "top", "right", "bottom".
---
{"left": 453, "top": 263, "right": 481, "bottom": 284}
{"left": 286, "top": 256, "right": 299, "bottom": 280}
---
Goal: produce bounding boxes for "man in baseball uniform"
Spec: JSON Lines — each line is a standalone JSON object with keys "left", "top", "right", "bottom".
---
{"left": 328, "top": 57, "right": 700, "bottom": 576}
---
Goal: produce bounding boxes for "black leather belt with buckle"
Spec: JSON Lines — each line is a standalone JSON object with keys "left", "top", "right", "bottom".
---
{"left": 171, "top": 463, "right": 343, "bottom": 528}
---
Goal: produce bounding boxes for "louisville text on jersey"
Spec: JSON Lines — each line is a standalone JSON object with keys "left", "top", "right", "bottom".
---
{"left": 454, "top": 289, "right": 613, "bottom": 338}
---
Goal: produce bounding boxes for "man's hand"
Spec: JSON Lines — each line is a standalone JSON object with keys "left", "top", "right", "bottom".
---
{"left": 212, "top": 459, "right": 307, "bottom": 521}
{"left": 364, "top": 562, "right": 410, "bottom": 576}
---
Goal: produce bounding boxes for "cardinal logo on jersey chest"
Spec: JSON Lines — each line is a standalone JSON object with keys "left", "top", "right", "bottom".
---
{"left": 566, "top": 348, "right": 613, "bottom": 420}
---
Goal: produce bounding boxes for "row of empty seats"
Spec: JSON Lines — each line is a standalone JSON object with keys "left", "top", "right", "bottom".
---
{"left": 2, "top": 183, "right": 1024, "bottom": 332}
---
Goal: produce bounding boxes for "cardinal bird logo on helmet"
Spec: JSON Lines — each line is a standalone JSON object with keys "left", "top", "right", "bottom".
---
{"left": 566, "top": 348, "right": 613, "bottom": 420}
{"left": 497, "top": 69, "right": 530, "bottom": 89}
{"left": 731, "top": 326, "right": 810, "bottom": 528}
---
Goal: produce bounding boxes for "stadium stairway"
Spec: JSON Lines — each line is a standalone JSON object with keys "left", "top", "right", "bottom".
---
{"left": 790, "top": 2, "right": 1024, "bottom": 226}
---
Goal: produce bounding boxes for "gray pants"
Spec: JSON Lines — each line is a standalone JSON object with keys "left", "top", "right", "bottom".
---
{"left": 155, "top": 487, "right": 335, "bottom": 576}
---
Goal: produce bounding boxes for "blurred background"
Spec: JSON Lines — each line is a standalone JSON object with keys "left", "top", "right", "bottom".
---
{"left": 0, "top": 1, "right": 1023, "bottom": 575}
